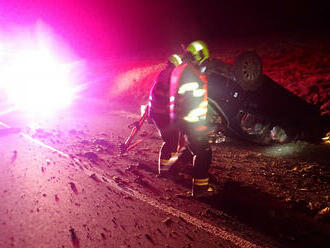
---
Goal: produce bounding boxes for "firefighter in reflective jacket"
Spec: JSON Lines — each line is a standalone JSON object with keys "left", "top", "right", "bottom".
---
{"left": 170, "top": 41, "right": 214, "bottom": 197}
{"left": 148, "top": 54, "right": 183, "bottom": 175}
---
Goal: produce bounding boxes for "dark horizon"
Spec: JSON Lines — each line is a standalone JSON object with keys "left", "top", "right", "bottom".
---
{"left": 0, "top": 0, "right": 329, "bottom": 58}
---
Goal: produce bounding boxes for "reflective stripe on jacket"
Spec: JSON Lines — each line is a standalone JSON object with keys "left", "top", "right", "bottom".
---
{"left": 169, "top": 63, "right": 208, "bottom": 132}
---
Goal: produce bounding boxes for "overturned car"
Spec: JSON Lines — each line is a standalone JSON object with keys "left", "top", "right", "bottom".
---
{"left": 205, "top": 52, "right": 330, "bottom": 145}
{"left": 122, "top": 52, "right": 329, "bottom": 153}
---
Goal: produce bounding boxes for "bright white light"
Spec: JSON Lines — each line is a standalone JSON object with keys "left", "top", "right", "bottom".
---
{"left": 0, "top": 22, "right": 85, "bottom": 116}
{"left": 2, "top": 49, "right": 75, "bottom": 114}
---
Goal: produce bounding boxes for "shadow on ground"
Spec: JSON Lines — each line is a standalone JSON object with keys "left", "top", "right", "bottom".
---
{"left": 204, "top": 180, "right": 330, "bottom": 248}
{"left": 131, "top": 148, "right": 330, "bottom": 248}
{"left": 225, "top": 138, "right": 330, "bottom": 165}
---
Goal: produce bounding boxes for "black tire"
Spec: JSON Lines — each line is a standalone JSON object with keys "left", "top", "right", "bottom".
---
{"left": 233, "top": 51, "right": 263, "bottom": 91}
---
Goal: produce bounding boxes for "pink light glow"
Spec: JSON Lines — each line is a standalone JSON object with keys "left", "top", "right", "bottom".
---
{"left": 0, "top": 22, "right": 85, "bottom": 116}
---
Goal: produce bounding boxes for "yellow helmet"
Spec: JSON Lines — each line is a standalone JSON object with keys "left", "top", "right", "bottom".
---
{"left": 168, "top": 54, "right": 183, "bottom": 66}
{"left": 186, "top": 40, "right": 209, "bottom": 64}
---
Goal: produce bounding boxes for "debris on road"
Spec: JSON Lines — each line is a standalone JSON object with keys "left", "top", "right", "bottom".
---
{"left": 79, "top": 151, "right": 98, "bottom": 162}
{"left": 69, "top": 227, "right": 80, "bottom": 248}
{"left": 134, "top": 176, "right": 151, "bottom": 188}
{"left": 69, "top": 129, "right": 85, "bottom": 136}
{"left": 69, "top": 182, "right": 78, "bottom": 195}
{"left": 112, "top": 176, "right": 129, "bottom": 186}
{"left": 80, "top": 139, "right": 91, "bottom": 145}
{"left": 93, "top": 138, "right": 114, "bottom": 148}
{"left": 90, "top": 173, "right": 101, "bottom": 182}
{"left": 144, "top": 233, "right": 154, "bottom": 244}
{"left": 162, "top": 217, "right": 174, "bottom": 226}
{"left": 32, "top": 129, "right": 53, "bottom": 139}
{"left": 10, "top": 150, "right": 17, "bottom": 164}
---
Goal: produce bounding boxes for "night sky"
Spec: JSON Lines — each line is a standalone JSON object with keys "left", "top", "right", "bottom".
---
{"left": 0, "top": 0, "right": 328, "bottom": 58}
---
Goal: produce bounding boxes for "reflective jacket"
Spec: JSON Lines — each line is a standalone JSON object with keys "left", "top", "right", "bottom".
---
{"left": 149, "top": 62, "right": 175, "bottom": 116}
{"left": 169, "top": 63, "right": 208, "bottom": 132}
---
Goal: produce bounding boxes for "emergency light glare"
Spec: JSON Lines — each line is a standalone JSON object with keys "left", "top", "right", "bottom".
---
{"left": 0, "top": 23, "right": 83, "bottom": 116}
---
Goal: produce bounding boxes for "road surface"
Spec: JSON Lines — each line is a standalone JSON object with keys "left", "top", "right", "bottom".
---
{"left": 0, "top": 98, "right": 279, "bottom": 248}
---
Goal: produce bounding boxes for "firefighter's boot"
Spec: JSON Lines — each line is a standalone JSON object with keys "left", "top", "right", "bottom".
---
{"left": 158, "top": 152, "right": 179, "bottom": 176}
{"left": 191, "top": 178, "right": 216, "bottom": 198}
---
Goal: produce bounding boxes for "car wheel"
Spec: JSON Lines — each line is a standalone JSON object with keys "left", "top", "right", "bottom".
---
{"left": 233, "top": 51, "right": 263, "bottom": 91}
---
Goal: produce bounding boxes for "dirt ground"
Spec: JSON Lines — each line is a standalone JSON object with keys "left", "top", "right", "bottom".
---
{"left": 53, "top": 103, "right": 329, "bottom": 247}
{"left": 97, "top": 31, "right": 330, "bottom": 247}
{"left": 18, "top": 100, "right": 329, "bottom": 247}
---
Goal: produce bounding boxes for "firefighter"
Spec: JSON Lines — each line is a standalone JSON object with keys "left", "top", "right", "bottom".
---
{"left": 148, "top": 54, "right": 184, "bottom": 175}
{"left": 170, "top": 40, "right": 215, "bottom": 197}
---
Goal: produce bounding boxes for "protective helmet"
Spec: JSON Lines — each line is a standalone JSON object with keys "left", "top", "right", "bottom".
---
{"left": 186, "top": 40, "right": 209, "bottom": 64}
{"left": 168, "top": 54, "right": 183, "bottom": 66}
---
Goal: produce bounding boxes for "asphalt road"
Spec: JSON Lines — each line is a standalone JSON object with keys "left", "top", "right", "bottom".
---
{"left": 0, "top": 98, "right": 279, "bottom": 248}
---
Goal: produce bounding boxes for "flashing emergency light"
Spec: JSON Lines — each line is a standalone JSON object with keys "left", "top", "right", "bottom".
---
{"left": 0, "top": 22, "right": 85, "bottom": 116}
